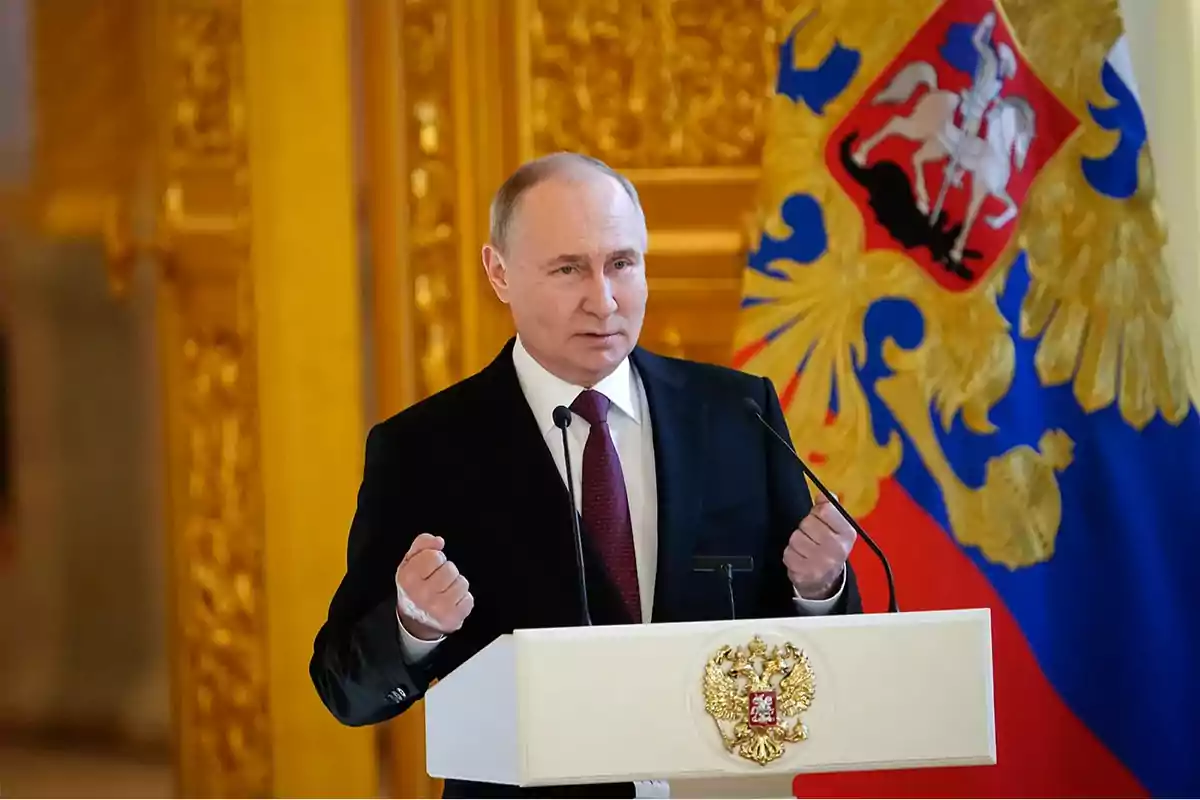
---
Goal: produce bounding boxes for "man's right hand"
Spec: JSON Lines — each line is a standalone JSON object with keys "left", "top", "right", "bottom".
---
{"left": 395, "top": 533, "right": 473, "bottom": 641}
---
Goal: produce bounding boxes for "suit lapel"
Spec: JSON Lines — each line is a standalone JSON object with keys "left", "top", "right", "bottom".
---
{"left": 631, "top": 348, "right": 709, "bottom": 622}
{"left": 480, "top": 337, "right": 575, "bottom": 556}
{"left": 480, "top": 339, "right": 619, "bottom": 626}
{"left": 486, "top": 337, "right": 572, "bottom": 509}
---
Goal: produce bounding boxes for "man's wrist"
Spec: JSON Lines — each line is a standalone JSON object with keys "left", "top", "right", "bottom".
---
{"left": 396, "top": 604, "right": 445, "bottom": 642}
{"left": 800, "top": 579, "right": 838, "bottom": 601}
{"left": 792, "top": 567, "right": 846, "bottom": 616}
{"left": 794, "top": 566, "right": 846, "bottom": 601}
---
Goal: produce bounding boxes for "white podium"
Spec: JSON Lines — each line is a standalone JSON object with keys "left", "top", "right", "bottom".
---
{"left": 425, "top": 609, "right": 995, "bottom": 789}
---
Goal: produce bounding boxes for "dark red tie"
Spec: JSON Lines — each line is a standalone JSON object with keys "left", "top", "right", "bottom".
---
{"left": 570, "top": 389, "right": 641, "bottom": 622}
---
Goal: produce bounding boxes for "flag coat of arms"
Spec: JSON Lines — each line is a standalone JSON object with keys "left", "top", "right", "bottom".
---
{"left": 733, "top": 0, "right": 1200, "bottom": 796}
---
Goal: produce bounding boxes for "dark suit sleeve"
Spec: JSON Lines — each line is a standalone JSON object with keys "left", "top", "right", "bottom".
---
{"left": 757, "top": 376, "right": 863, "bottom": 616}
{"left": 310, "top": 424, "right": 430, "bottom": 726}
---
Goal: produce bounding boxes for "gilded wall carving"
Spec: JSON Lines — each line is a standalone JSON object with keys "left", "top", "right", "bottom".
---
{"left": 403, "top": 0, "right": 460, "bottom": 397}
{"left": 526, "top": 0, "right": 787, "bottom": 166}
{"left": 175, "top": 322, "right": 270, "bottom": 798}
{"left": 163, "top": 0, "right": 271, "bottom": 795}
{"left": 515, "top": 0, "right": 778, "bottom": 369}
{"left": 26, "top": 6, "right": 270, "bottom": 790}
{"left": 172, "top": 2, "right": 245, "bottom": 165}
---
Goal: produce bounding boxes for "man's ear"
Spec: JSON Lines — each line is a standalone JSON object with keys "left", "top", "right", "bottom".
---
{"left": 481, "top": 244, "right": 510, "bottom": 303}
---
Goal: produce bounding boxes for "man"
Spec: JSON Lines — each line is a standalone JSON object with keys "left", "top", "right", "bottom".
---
{"left": 311, "top": 153, "right": 863, "bottom": 798}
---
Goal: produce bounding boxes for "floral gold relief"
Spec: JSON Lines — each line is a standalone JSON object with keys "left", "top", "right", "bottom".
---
{"left": 171, "top": 2, "right": 246, "bottom": 166}
{"left": 175, "top": 315, "right": 271, "bottom": 796}
{"left": 27, "top": 1, "right": 272, "bottom": 792}
{"left": 162, "top": 0, "right": 271, "bottom": 795}
{"left": 524, "top": 0, "right": 788, "bottom": 166}
{"left": 403, "top": 0, "right": 461, "bottom": 397}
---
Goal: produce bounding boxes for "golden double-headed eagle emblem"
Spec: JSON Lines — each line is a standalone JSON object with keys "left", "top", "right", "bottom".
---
{"left": 735, "top": 0, "right": 1190, "bottom": 574}
{"left": 702, "top": 636, "right": 816, "bottom": 766}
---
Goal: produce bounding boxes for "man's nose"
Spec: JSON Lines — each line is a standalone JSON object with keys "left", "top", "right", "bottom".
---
{"left": 582, "top": 271, "right": 618, "bottom": 316}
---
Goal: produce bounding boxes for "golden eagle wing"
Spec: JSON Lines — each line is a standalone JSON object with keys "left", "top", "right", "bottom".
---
{"left": 703, "top": 656, "right": 747, "bottom": 722}
{"left": 777, "top": 650, "right": 816, "bottom": 717}
{"left": 1021, "top": 91, "right": 1193, "bottom": 429}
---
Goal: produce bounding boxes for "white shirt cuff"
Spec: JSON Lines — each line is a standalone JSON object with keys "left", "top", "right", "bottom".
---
{"left": 396, "top": 607, "right": 445, "bottom": 663}
{"left": 792, "top": 566, "right": 846, "bottom": 616}
{"left": 634, "top": 779, "right": 670, "bottom": 797}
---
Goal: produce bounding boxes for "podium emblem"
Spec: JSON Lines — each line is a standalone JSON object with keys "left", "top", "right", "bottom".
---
{"left": 702, "top": 636, "right": 816, "bottom": 765}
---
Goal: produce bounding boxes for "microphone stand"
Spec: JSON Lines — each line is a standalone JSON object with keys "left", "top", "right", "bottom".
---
{"left": 553, "top": 406, "right": 592, "bottom": 626}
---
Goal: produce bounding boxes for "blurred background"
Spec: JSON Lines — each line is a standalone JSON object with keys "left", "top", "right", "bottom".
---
{"left": 0, "top": 0, "right": 1197, "bottom": 798}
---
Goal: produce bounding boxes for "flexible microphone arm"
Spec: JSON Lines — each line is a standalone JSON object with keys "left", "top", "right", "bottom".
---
{"left": 743, "top": 397, "right": 899, "bottom": 613}
{"left": 692, "top": 555, "right": 753, "bottom": 620}
{"left": 553, "top": 406, "right": 593, "bottom": 626}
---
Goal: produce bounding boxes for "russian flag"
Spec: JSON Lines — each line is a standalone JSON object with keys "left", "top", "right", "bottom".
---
{"left": 735, "top": 6, "right": 1200, "bottom": 797}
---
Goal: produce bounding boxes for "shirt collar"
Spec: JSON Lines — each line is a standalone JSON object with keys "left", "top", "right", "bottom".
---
{"left": 512, "top": 335, "right": 641, "bottom": 434}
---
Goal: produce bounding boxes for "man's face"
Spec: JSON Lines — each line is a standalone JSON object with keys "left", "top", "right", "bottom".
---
{"left": 482, "top": 170, "right": 648, "bottom": 387}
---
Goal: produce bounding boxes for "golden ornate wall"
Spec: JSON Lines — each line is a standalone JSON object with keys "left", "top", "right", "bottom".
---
{"left": 26, "top": 0, "right": 273, "bottom": 793}
{"left": 28, "top": 0, "right": 377, "bottom": 796}
{"left": 26, "top": 0, "right": 799, "bottom": 796}
{"left": 522, "top": 0, "right": 781, "bottom": 167}
{"left": 158, "top": 1, "right": 273, "bottom": 795}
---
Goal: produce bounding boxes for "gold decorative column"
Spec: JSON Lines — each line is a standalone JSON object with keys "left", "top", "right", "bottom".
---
{"left": 27, "top": 0, "right": 380, "bottom": 794}
{"left": 157, "top": 0, "right": 379, "bottom": 795}
{"left": 357, "top": 0, "right": 513, "bottom": 795}
{"left": 359, "top": 1, "right": 467, "bottom": 796}
{"left": 244, "top": 0, "right": 379, "bottom": 795}
{"left": 153, "top": 5, "right": 271, "bottom": 795}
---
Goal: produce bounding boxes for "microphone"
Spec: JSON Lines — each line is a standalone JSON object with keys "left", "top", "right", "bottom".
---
{"left": 552, "top": 406, "right": 592, "bottom": 626}
{"left": 742, "top": 397, "right": 899, "bottom": 613}
{"left": 692, "top": 555, "right": 754, "bottom": 620}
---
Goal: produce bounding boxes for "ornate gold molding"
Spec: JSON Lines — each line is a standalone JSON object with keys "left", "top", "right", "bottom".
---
{"left": 519, "top": 0, "right": 787, "bottom": 167}
{"left": 160, "top": 0, "right": 271, "bottom": 795}
{"left": 362, "top": 4, "right": 472, "bottom": 793}
{"left": 402, "top": 0, "right": 462, "bottom": 398}
{"left": 24, "top": 1, "right": 272, "bottom": 792}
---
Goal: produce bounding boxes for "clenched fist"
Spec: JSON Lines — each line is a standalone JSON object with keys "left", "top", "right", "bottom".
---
{"left": 395, "top": 533, "right": 474, "bottom": 641}
{"left": 784, "top": 491, "right": 856, "bottom": 599}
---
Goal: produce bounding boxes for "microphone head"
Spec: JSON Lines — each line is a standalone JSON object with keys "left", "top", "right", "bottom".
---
{"left": 742, "top": 396, "right": 764, "bottom": 416}
{"left": 552, "top": 405, "right": 573, "bottom": 430}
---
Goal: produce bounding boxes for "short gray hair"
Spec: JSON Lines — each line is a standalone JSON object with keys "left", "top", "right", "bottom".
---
{"left": 488, "top": 152, "right": 644, "bottom": 253}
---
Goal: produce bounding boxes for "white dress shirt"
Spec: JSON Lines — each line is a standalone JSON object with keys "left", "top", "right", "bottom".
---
{"left": 394, "top": 337, "right": 846, "bottom": 795}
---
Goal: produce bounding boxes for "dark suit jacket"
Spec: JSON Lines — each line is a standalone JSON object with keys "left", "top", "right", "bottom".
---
{"left": 311, "top": 339, "right": 862, "bottom": 797}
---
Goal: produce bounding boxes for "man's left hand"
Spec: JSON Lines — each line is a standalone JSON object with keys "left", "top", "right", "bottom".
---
{"left": 784, "top": 490, "right": 856, "bottom": 599}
